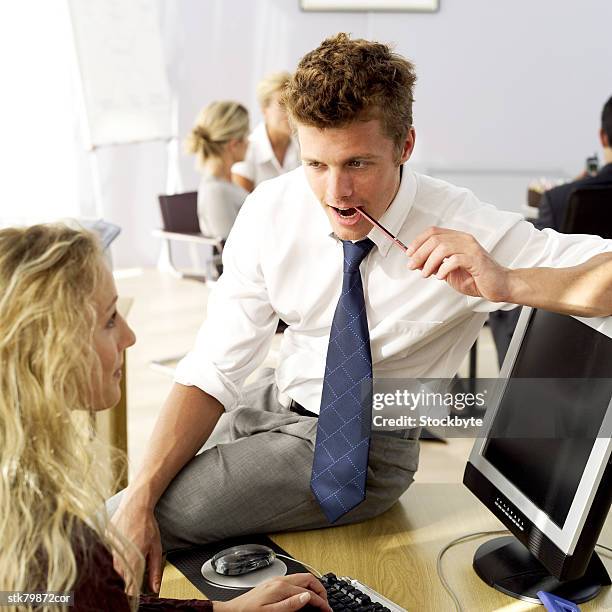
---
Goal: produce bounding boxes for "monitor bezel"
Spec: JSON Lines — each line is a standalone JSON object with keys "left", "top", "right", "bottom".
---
{"left": 468, "top": 306, "right": 612, "bottom": 555}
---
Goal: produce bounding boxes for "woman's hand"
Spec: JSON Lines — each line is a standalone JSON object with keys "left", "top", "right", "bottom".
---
{"left": 213, "top": 573, "right": 332, "bottom": 611}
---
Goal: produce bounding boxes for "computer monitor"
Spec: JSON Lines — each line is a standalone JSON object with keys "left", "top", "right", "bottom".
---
{"left": 464, "top": 307, "right": 612, "bottom": 604}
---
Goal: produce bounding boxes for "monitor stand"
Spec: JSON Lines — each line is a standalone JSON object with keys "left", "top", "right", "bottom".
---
{"left": 473, "top": 535, "right": 611, "bottom": 604}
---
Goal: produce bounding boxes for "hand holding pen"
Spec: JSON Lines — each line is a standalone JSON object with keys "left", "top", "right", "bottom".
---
{"left": 356, "top": 208, "right": 512, "bottom": 303}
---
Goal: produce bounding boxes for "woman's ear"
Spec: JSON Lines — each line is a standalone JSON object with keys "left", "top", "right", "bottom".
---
{"left": 226, "top": 138, "right": 239, "bottom": 155}
{"left": 227, "top": 138, "right": 247, "bottom": 163}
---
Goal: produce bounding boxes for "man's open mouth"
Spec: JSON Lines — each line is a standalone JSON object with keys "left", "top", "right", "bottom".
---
{"left": 331, "top": 206, "right": 359, "bottom": 218}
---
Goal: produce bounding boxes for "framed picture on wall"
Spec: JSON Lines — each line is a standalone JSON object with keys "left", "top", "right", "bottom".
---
{"left": 300, "top": 0, "right": 439, "bottom": 12}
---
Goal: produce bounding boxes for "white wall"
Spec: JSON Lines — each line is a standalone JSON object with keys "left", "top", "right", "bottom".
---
{"left": 96, "top": 0, "right": 612, "bottom": 267}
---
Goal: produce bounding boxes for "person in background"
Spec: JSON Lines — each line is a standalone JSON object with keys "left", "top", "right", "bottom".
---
{"left": 232, "top": 72, "right": 301, "bottom": 192}
{"left": 0, "top": 224, "right": 329, "bottom": 612}
{"left": 536, "top": 95, "right": 612, "bottom": 232}
{"left": 187, "top": 101, "right": 250, "bottom": 241}
{"left": 490, "top": 95, "right": 612, "bottom": 366}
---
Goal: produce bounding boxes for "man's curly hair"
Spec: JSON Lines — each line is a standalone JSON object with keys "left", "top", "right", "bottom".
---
{"left": 281, "top": 33, "right": 416, "bottom": 160}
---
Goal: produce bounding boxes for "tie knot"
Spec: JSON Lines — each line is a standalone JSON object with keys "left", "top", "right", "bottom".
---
{"left": 342, "top": 238, "right": 375, "bottom": 273}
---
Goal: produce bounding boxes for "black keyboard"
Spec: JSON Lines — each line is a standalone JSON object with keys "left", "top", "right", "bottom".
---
{"left": 304, "top": 572, "right": 407, "bottom": 612}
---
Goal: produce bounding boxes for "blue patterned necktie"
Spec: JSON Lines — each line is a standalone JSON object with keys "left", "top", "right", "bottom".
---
{"left": 311, "top": 238, "right": 375, "bottom": 523}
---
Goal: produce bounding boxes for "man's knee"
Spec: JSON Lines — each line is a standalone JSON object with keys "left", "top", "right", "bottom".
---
{"left": 153, "top": 487, "right": 227, "bottom": 550}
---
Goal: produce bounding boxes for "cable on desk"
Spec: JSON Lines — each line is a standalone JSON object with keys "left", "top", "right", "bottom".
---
{"left": 438, "top": 532, "right": 612, "bottom": 612}
{"left": 204, "top": 582, "right": 247, "bottom": 591}
{"left": 437, "top": 529, "right": 509, "bottom": 612}
{"left": 597, "top": 543, "right": 612, "bottom": 556}
{"left": 276, "top": 554, "right": 323, "bottom": 577}
{"left": 202, "top": 554, "right": 323, "bottom": 591}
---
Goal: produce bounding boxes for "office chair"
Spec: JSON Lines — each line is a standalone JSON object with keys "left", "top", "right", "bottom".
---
{"left": 150, "top": 192, "right": 224, "bottom": 375}
{"left": 153, "top": 191, "right": 224, "bottom": 282}
{"left": 150, "top": 191, "right": 285, "bottom": 377}
{"left": 561, "top": 186, "right": 612, "bottom": 238}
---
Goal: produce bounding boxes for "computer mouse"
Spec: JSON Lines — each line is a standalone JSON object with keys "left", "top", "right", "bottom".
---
{"left": 211, "top": 544, "right": 277, "bottom": 576}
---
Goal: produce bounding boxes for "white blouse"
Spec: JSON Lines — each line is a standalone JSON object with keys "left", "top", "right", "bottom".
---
{"left": 232, "top": 121, "right": 301, "bottom": 187}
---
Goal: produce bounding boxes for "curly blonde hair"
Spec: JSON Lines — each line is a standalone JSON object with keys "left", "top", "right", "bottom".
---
{"left": 0, "top": 224, "right": 139, "bottom": 611}
{"left": 186, "top": 101, "right": 249, "bottom": 167}
{"left": 281, "top": 32, "right": 417, "bottom": 161}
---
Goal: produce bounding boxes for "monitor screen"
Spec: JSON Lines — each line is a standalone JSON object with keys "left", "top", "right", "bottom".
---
{"left": 482, "top": 311, "right": 612, "bottom": 528}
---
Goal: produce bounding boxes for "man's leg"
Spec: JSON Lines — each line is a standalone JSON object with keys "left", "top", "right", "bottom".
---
{"left": 104, "top": 371, "right": 281, "bottom": 517}
{"left": 109, "top": 371, "right": 420, "bottom": 551}
{"left": 154, "top": 412, "right": 419, "bottom": 551}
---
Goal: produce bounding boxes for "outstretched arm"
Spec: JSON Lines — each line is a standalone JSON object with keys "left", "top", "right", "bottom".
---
{"left": 406, "top": 227, "right": 612, "bottom": 317}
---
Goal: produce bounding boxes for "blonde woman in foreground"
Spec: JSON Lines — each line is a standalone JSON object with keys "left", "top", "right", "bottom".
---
{"left": 0, "top": 224, "right": 330, "bottom": 612}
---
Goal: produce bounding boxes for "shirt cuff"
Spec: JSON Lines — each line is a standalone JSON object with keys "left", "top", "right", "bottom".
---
{"left": 467, "top": 295, "right": 520, "bottom": 313}
{"left": 174, "top": 352, "right": 241, "bottom": 411}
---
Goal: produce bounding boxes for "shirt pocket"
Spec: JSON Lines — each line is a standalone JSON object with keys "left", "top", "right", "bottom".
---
{"left": 371, "top": 318, "right": 445, "bottom": 362}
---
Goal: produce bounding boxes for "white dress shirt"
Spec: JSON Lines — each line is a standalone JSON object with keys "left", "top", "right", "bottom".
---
{"left": 175, "top": 167, "right": 612, "bottom": 414}
{"left": 231, "top": 121, "right": 301, "bottom": 186}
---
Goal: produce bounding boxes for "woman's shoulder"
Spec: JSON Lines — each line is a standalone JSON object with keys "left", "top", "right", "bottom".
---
{"left": 199, "top": 176, "right": 247, "bottom": 206}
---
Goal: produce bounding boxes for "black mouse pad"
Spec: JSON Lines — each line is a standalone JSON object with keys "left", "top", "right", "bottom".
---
{"left": 166, "top": 534, "right": 312, "bottom": 602}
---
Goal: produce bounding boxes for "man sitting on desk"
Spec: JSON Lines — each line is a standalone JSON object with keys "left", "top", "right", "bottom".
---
{"left": 110, "top": 33, "right": 612, "bottom": 592}
{"left": 537, "top": 95, "right": 612, "bottom": 231}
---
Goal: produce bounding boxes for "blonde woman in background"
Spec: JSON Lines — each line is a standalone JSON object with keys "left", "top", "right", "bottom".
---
{"left": 187, "top": 101, "right": 250, "bottom": 241}
{"left": 232, "top": 72, "right": 300, "bottom": 193}
{"left": 0, "top": 224, "right": 330, "bottom": 612}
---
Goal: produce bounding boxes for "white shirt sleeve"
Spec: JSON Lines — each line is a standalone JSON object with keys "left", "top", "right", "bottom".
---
{"left": 468, "top": 213, "right": 612, "bottom": 312}
{"left": 174, "top": 194, "right": 279, "bottom": 410}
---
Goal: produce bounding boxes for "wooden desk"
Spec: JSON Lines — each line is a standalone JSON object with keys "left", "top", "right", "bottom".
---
{"left": 160, "top": 483, "right": 612, "bottom": 611}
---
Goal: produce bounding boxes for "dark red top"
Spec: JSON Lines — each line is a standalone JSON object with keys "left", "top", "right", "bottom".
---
{"left": 71, "top": 536, "right": 212, "bottom": 611}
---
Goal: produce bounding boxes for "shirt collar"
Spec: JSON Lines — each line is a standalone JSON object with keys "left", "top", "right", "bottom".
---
{"left": 599, "top": 162, "right": 612, "bottom": 177}
{"left": 366, "top": 165, "right": 417, "bottom": 257}
{"left": 251, "top": 122, "right": 300, "bottom": 171}
{"left": 251, "top": 122, "right": 275, "bottom": 164}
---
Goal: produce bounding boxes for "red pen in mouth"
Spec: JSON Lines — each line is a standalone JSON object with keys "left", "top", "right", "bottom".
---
{"left": 356, "top": 207, "right": 408, "bottom": 252}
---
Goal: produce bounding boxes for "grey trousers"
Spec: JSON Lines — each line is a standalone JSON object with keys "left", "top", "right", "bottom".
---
{"left": 107, "top": 371, "right": 420, "bottom": 552}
